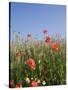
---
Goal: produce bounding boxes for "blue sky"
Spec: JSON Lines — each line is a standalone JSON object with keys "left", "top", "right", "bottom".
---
{"left": 10, "top": 2, "right": 66, "bottom": 40}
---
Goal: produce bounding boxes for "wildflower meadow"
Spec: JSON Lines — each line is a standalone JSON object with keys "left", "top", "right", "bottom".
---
{"left": 9, "top": 30, "right": 66, "bottom": 88}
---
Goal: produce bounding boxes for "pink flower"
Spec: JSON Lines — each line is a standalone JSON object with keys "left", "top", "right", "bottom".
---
{"left": 51, "top": 42, "right": 59, "bottom": 51}
{"left": 30, "top": 81, "right": 38, "bottom": 87}
{"left": 45, "top": 36, "right": 51, "bottom": 43}
{"left": 15, "top": 83, "right": 22, "bottom": 88}
{"left": 26, "top": 58, "right": 36, "bottom": 70}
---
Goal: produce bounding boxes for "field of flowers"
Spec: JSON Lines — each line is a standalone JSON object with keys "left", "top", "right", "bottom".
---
{"left": 9, "top": 30, "right": 66, "bottom": 88}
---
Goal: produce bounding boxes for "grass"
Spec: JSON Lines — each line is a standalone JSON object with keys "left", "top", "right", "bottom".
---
{"left": 9, "top": 33, "right": 66, "bottom": 88}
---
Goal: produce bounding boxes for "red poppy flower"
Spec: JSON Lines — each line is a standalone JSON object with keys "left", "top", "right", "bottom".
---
{"left": 51, "top": 42, "right": 58, "bottom": 51}
{"left": 9, "top": 80, "right": 14, "bottom": 87}
{"left": 43, "top": 29, "right": 47, "bottom": 34}
{"left": 45, "top": 36, "right": 51, "bottom": 43}
{"left": 30, "top": 81, "right": 38, "bottom": 87}
{"left": 26, "top": 58, "right": 36, "bottom": 70}
{"left": 15, "top": 83, "right": 22, "bottom": 88}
